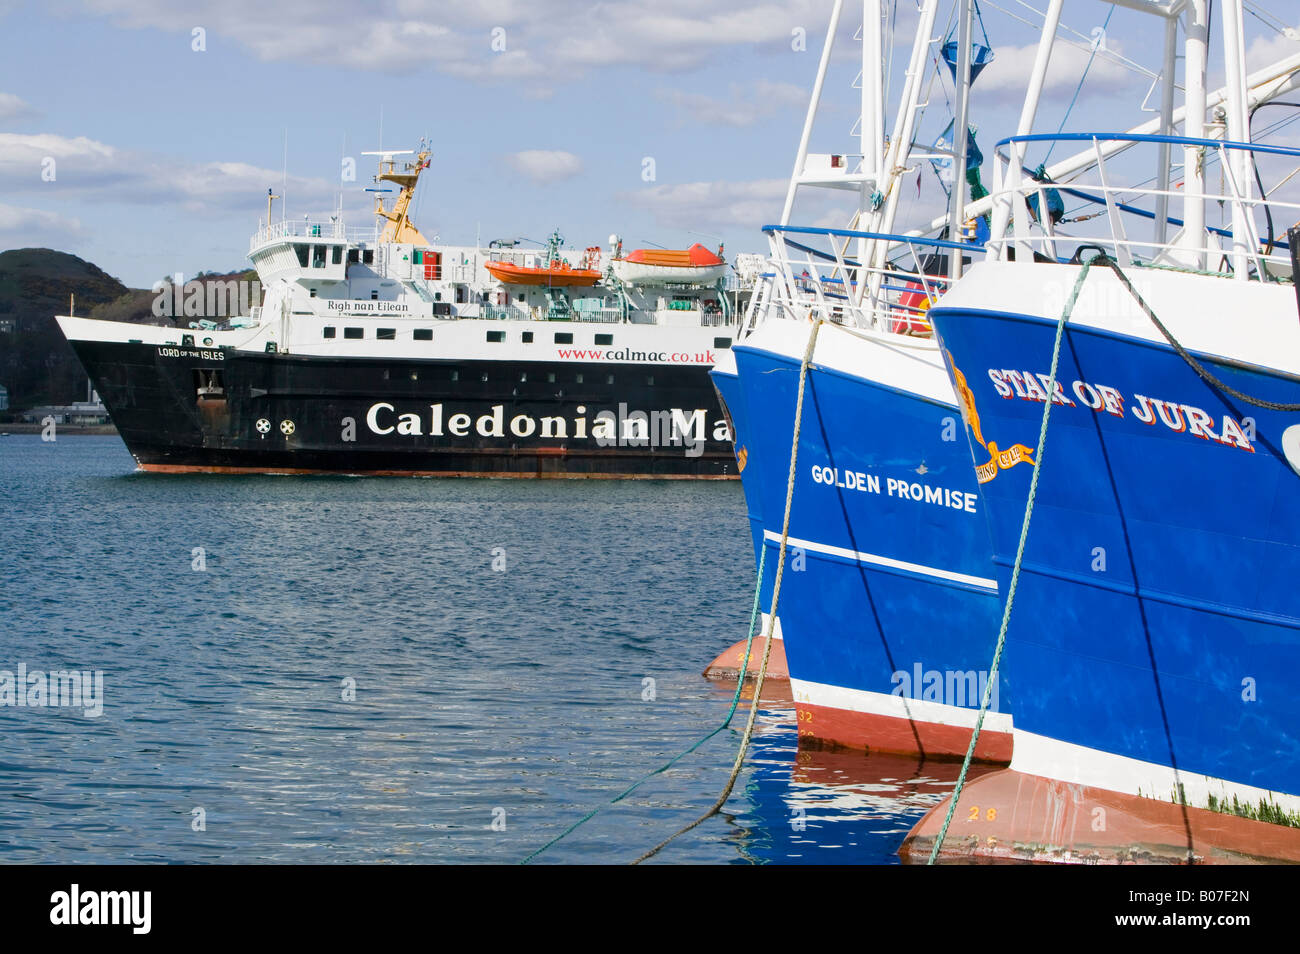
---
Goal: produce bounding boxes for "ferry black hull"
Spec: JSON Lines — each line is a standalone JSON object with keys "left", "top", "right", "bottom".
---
{"left": 69, "top": 340, "right": 738, "bottom": 478}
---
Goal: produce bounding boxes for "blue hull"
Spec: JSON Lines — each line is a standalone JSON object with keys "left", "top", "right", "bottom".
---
{"left": 719, "top": 331, "right": 1007, "bottom": 757}
{"left": 930, "top": 301, "right": 1300, "bottom": 802}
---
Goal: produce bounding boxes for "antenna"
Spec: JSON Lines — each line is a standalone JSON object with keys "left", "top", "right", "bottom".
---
{"left": 281, "top": 128, "right": 288, "bottom": 223}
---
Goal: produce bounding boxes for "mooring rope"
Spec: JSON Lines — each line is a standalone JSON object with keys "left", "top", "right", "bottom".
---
{"left": 519, "top": 543, "right": 768, "bottom": 864}
{"left": 632, "top": 318, "right": 824, "bottom": 864}
{"left": 1096, "top": 255, "right": 1300, "bottom": 412}
{"left": 926, "top": 259, "right": 1093, "bottom": 863}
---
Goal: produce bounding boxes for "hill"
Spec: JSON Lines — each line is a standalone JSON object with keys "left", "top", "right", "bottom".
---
{"left": 0, "top": 249, "right": 254, "bottom": 412}
{"left": 0, "top": 249, "right": 131, "bottom": 410}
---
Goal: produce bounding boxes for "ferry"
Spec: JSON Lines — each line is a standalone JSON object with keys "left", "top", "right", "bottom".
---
{"left": 55, "top": 147, "right": 746, "bottom": 477}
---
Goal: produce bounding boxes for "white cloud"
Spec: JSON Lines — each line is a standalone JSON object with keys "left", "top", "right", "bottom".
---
{"left": 1245, "top": 24, "right": 1300, "bottom": 73}
{"left": 972, "top": 38, "right": 1137, "bottom": 108}
{"left": 658, "top": 80, "right": 807, "bottom": 127}
{"left": 0, "top": 202, "right": 85, "bottom": 245}
{"left": 506, "top": 149, "right": 583, "bottom": 184}
{"left": 0, "top": 93, "right": 37, "bottom": 124}
{"left": 620, "top": 177, "right": 786, "bottom": 228}
{"left": 0, "top": 133, "right": 338, "bottom": 211}
{"left": 69, "top": 0, "right": 828, "bottom": 81}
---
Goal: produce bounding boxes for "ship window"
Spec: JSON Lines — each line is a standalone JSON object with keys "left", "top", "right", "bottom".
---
{"left": 517, "top": 293, "right": 525, "bottom": 302}
{"left": 295, "top": 244, "right": 309, "bottom": 267}
{"left": 606, "top": 374, "right": 614, "bottom": 385}
{"left": 323, "top": 326, "right": 336, "bottom": 339}
{"left": 309, "top": 288, "right": 317, "bottom": 297}
{"left": 595, "top": 334, "right": 613, "bottom": 345}
{"left": 522, "top": 332, "right": 534, "bottom": 343}
{"left": 554, "top": 333, "right": 573, "bottom": 344}
{"left": 434, "top": 292, "right": 442, "bottom": 301}
{"left": 332, "top": 246, "right": 343, "bottom": 265}
{"left": 344, "top": 327, "right": 364, "bottom": 339}
{"left": 377, "top": 328, "right": 396, "bottom": 340}
{"left": 450, "top": 370, "right": 459, "bottom": 382}
{"left": 312, "top": 245, "right": 326, "bottom": 268}
{"left": 487, "top": 331, "right": 505, "bottom": 343}
{"left": 414, "top": 328, "right": 433, "bottom": 341}
{"left": 575, "top": 373, "right": 584, "bottom": 384}
{"left": 519, "top": 372, "right": 527, "bottom": 382}
{"left": 362, "top": 250, "right": 375, "bottom": 265}
{"left": 347, "top": 249, "right": 359, "bottom": 263}
{"left": 647, "top": 375, "right": 654, "bottom": 386}
{"left": 547, "top": 372, "right": 556, "bottom": 383}
{"left": 370, "top": 290, "right": 379, "bottom": 300}
{"left": 714, "top": 337, "right": 732, "bottom": 349}
{"left": 481, "top": 372, "right": 489, "bottom": 382}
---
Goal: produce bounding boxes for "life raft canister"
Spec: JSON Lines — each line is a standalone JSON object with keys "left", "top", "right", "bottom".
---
{"left": 896, "top": 281, "right": 935, "bottom": 335}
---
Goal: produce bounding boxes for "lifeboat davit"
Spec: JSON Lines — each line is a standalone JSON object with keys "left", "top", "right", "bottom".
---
{"left": 611, "top": 244, "right": 727, "bottom": 285}
{"left": 484, "top": 259, "right": 602, "bottom": 286}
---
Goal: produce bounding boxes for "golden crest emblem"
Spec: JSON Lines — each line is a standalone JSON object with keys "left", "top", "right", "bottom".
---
{"left": 948, "top": 354, "right": 1037, "bottom": 485}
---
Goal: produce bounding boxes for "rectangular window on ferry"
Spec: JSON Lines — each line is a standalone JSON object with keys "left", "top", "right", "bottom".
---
{"left": 323, "top": 326, "right": 336, "bottom": 339}
{"left": 377, "top": 328, "right": 396, "bottom": 340}
{"left": 344, "top": 327, "right": 363, "bottom": 340}
{"left": 413, "top": 329, "right": 432, "bottom": 341}
{"left": 595, "top": 334, "right": 613, "bottom": 345}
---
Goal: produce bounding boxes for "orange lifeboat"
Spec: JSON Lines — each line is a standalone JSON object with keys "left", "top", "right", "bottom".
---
{"left": 611, "top": 243, "right": 727, "bottom": 284}
{"left": 484, "top": 259, "right": 602, "bottom": 286}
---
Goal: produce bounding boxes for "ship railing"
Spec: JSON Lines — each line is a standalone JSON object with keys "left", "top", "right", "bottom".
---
{"left": 751, "top": 226, "right": 978, "bottom": 338}
{"left": 478, "top": 305, "right": 533, "bottom": 321}
{"left": 249, "top": 219, "right": 376, "bottom": 252}
{"left": 989, "top": 133, "right": 1300, "bottom": 281}
{"left": 572, "top": 308, "right": 624, "bottom": 323}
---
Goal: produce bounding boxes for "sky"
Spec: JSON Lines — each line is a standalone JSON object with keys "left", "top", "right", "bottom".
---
{"left": 1, "top": 0, "right": 1297, "bottom": 288}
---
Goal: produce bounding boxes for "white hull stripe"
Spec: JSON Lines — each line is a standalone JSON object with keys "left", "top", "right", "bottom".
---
{"left": 763, "top": 531, "right": 998, "bottom": 591}
{"left": 1011, "top": 729, "right": 1300, "bottom": 817}
{"left": 791, "top": 678, "right": 1014, "bottom": 734}
{"left": 758, "top": 614, "right": 784, "bottom": 640}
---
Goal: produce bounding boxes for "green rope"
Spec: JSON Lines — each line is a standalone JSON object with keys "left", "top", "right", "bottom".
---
{"left": 631, "top": 319, "right": 823, "bottom": 864}
{"left": 520, "top": 539, "right": 768, "bottom": 864}
{"left": 926, "top": 258, "right": 1096, "bottom": 864}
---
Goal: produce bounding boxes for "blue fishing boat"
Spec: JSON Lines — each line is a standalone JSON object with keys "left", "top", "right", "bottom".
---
{"left": 909, "top": 0, "right": 1300, "bottom": 862}
{"left": 709, "top": 0, "right": 1015, "bottom": 760}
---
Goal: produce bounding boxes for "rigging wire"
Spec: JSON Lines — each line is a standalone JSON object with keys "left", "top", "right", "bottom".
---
{"left": 1042, "top": 3, "right": 1118, "bottom": 166}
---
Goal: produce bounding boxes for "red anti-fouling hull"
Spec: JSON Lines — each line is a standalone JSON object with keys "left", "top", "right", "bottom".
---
{"left": 901, "top": 769, "right": 1300, "bottom": 864}
{"left": 794, "top": 699, "right": 1012, "bottom": 764}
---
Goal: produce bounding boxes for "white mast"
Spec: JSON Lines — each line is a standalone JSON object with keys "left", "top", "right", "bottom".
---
{"left": 1154, "top": 13, "right": 1178, "bottom": 247}
{"left": 781, "top": 0, "right": 846, "bottom": 226}
{"left": 1182, "top": 0, "right": 1210, "bottom": 269}
{"left": 1221, "top": 0, "right": 1253, "bottom": 279}
{"left": 989, "top": 0, "right": 1063, "bottom": 257}
{"left": 868, "top": 0, "right": 943, "bottom": 264}
{"left": 947, "top": 0, "right": 974, "bottom": 279}
{"left": 860, "top": 0, "right": 885, "bottom": 276}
